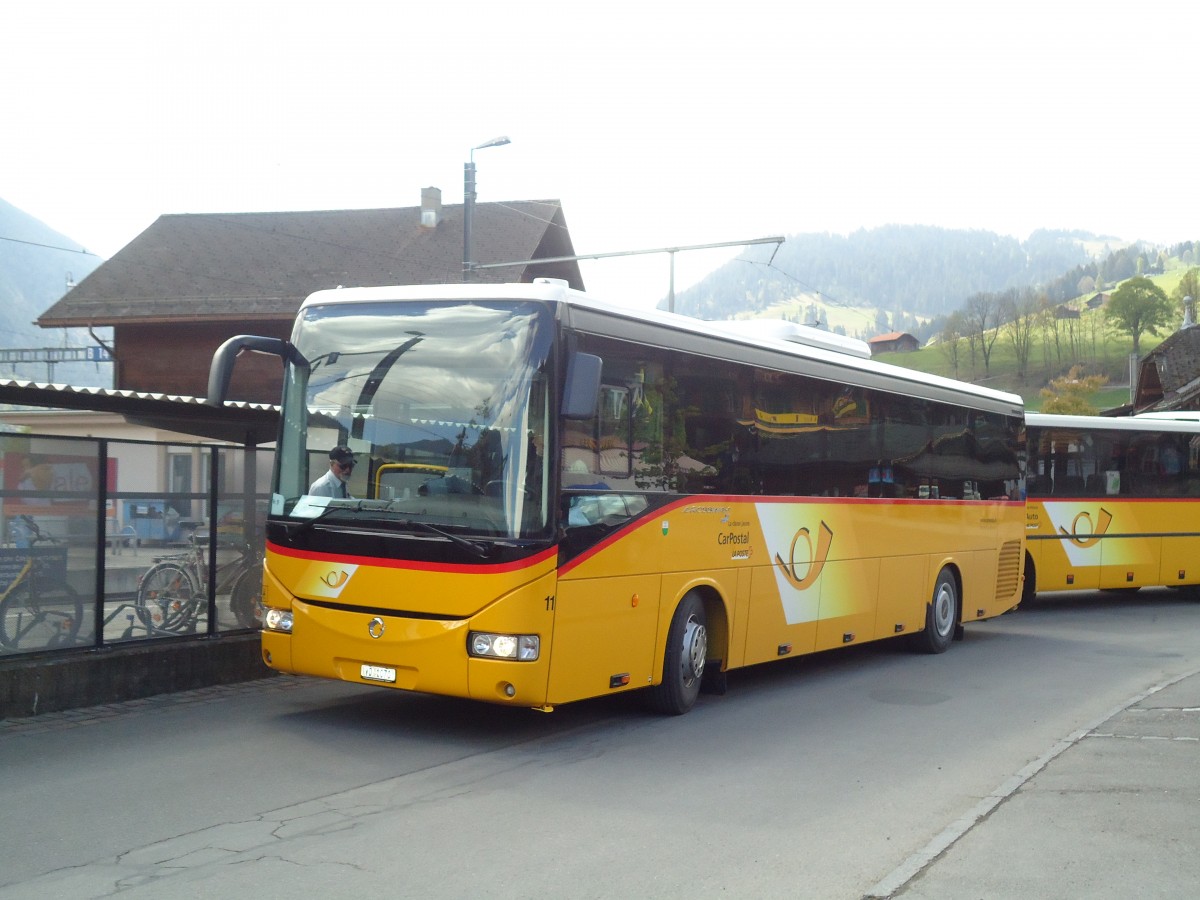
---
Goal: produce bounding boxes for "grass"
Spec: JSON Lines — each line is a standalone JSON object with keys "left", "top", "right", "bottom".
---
{"left": 871, "top": 272, "right": 1189, "bottom": 412}
{"left": 750, "top": 262, "right": 1196, "bottom": 412}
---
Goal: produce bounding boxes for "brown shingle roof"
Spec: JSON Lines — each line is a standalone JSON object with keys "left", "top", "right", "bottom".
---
{"left": 1135, "top": 325, "right": 1200, "bottom": 411}
{"left": 38, "top": 200, "right": 580, "bottom": 327}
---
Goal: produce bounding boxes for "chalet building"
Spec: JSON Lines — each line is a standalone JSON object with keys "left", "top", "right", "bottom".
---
{"left": 1132, "top": 297, "right": 1200, "bottom": 413}
{"left": 1086, "top": 292, "right": 1110, "bottom": 310}
{"left": 35, "top": 191, "right": 583, "bottom": 405}
{"left": 867, "top": 332, "right": 919, "bottom": 356}
{"left": 1053, "top": 305, "right": 1081, "bottom": 320}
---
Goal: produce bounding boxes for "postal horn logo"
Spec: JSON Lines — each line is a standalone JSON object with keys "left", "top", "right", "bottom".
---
{"left": 1058, "top": 508, "right": 1112, "bottom": 548}
{"left": 774, "top": 521, "right": 834, "bottom": 591}
{"left": 321, "top": 569, "right": 350, "bottom": 589}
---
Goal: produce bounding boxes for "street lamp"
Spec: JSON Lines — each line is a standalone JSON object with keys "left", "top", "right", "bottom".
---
{"left": 463, "top": 135, "right": 511, "bottom": 281}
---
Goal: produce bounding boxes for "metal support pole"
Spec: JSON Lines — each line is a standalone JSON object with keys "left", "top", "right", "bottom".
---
{"left": 668, "top": 250, "right": 677, "bottom": 314}
{"left": 463, "top": 160, "right": 476, "bottom": 282}
{"left": 462, "top": 137, "right": 509, "bottom": 283}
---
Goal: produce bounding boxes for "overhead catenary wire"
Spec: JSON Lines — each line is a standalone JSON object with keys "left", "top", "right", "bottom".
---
{"left": 0, "top": 234, "right": 98, "bottom": 255}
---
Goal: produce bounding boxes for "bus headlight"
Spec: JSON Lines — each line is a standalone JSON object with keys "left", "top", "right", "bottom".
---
{"left": 263, "top": 608, "right": 294, "bottom": 633}
{"left": 468, "top": 631, "right": 539, "bottom": 661}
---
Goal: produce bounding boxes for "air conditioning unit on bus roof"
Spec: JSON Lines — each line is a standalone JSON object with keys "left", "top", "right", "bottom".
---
{"left": 711, "top": 319, "right": 872, "bottom": 359}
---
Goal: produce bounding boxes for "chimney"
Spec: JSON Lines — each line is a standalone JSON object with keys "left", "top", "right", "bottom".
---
{"left": 420, "top": 187, "right": 442, "bottom": 228}
{"left": 1183, "top": 295, "right": 1195, "bottom": 329}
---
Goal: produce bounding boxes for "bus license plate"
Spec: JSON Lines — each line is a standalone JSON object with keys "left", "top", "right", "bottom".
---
{"left": 360, "top": 664, "right": 396, "bottom": 683}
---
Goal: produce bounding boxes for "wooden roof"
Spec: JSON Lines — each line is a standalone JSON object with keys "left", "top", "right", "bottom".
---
{"left": 1134, "top": 325, "right": 1200, "bottom": 411}
{"left": 37, "top": 200, "right": 582, "bottom": 327}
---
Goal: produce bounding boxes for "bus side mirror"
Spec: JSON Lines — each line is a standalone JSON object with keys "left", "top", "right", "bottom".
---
{"left": 206, "top": 335, "right": 309, "bottom": 406}
{"left": 561, "top": 352, "right": 602, "bottom": 420}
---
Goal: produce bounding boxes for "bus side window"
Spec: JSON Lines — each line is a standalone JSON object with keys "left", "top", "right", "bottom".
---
{"left": 562, "top": 419, "right": 598, "bottom": 484}
{"left": 564, "top": 492, "right": 647, "bottom": 528}
{"left": 560, "top": 384, "right": 633, "bottom": 485}
{"left": 598, "top": 385, "right": 632, "bottom": 477}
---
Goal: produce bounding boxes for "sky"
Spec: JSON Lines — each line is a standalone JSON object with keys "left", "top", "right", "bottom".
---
{"left": 4, "top": 0, "right": 1198, "bottom": 311}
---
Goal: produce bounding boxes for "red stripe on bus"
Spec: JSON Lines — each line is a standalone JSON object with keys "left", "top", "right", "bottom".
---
{"left": 267, "top": 540, "right": 557, "bottom": 575}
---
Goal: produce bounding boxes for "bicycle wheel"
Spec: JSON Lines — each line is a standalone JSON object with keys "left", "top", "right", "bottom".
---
{"left": 0, "top": 577, "right": 83, "bottom": 651}
{"left": 137, "top": 562, "right": 200, "bottom": 633}
{"left": 229, "top": 566, "right": 263, "bottom": 629}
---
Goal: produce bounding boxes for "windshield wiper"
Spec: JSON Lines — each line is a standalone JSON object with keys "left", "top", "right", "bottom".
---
{"left": 399, "top": 520, "right": 491, "bottom": 559}
{"left": 284, "top": 501, "right": 357, "bottom": 539}
{"left": 284, "top": 501, "right": 494, "bottom": 558}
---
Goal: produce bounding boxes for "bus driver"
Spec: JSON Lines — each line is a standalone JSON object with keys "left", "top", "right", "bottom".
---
{"left": 309, "top": 446, "right": 356, "bottom": 498}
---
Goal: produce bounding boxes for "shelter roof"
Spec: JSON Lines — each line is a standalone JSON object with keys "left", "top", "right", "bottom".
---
{"left": 0, "top": 379, "right": 278, "bottom": 445}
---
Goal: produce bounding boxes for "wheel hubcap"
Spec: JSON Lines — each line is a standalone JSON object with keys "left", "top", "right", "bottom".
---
{"left": 680, "top": 615, "right": 707, "bottom": 682}
{"left": 934, "top": 583, "right": 955, "bottom": 635}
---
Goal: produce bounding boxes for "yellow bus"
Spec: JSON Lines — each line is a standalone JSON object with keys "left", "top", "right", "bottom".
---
{"left": 209, "top": 281, "right": 1026, "bottom": 714}
{"left": 1023, "top": 412, "right": 1200, "bottom": 603}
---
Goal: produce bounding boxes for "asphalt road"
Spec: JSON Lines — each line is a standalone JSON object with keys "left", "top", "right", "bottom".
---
{"left": 2, "top": 588, "right": 1198, "bottom": 899}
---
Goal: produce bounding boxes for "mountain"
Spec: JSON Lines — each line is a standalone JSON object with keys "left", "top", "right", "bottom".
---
{"left": 0, "top": 198, "right": 109, "bottom": 386}
{"left": 666, "top": 225, "right": 1124, "bottom": 339}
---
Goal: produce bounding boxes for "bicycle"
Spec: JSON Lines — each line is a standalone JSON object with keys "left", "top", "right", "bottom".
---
{"left": 0, "top": 516, "right": 83, "bottom": 651}
{"left": 136, "top": 529, "right": 262, "bottom": 634}
{"left": 228, "top": 548, "right": 264, "bottom": 628}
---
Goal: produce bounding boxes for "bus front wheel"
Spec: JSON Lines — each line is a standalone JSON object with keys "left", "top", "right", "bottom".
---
{"left": 645, "top": 592, "right": 707, "bottom": 715}
{"left": 915, "top": 568, "right": 958, "bottom": 655}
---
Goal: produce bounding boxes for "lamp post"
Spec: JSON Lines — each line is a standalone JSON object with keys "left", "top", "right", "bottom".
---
{"left": 463, "top": 135, "right": 511, "bottom": 281}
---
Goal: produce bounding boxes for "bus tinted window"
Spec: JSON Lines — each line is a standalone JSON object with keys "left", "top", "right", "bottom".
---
{"left": 569, "top": 335, "right": 1021, "bottom": 500}
{"left": 1026, "top": 426, "right": 1200, "bottom": 498}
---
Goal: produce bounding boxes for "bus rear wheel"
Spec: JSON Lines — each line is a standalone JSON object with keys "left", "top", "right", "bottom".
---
{"left": 915, "top": 568, "right": 958, "bottom": 654}
{"left": 645, "top": 592, "right": 707, "bottom": 715}
{"left": 1021, "top": 553, "right": 1036, "bottom": 607}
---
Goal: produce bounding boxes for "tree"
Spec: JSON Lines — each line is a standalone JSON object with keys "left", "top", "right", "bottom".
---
{"left": 1105, "top": 276, "right": 1173, "bottom": 356}
{"left": 963, "top": 292, "right": 1001, "bottom": 376}
{"left": 1001, "top": 290, "right": 1037, "bottom": 379}
{"left": 1171, "top": 267, "right": 1200, "bottom": 312}
{"left": 1035, "top": 295, "right": 1059, "bottom": 367}
{"left": 940, "top": 311, "right": 965, "bottom": 378}
{"left": 1039, "top": 365, "right": 1109, "bottom": 414}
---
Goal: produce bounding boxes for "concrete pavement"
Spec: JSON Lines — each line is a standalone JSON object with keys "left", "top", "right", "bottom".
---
{"left": 2, "top": 540, "right": 271, "bottom": 719}
{"left": 868, "top": 667, "right": 1200, "bottom": 898}
{"left": 3, "top": 667, "right": 1199, "bottom": 898}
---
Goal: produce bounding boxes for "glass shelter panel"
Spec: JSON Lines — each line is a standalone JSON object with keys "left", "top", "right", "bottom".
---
{"left": 212, "top": 445, "right": 268, "bottom": 631}
{"left": 0, "top": 436, "right": 100, "bottom": 655}
{"left": 1, "top": 434, "right": 270, "bottom": 656}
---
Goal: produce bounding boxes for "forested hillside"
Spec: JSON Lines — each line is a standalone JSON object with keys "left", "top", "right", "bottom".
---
{"left": 668, "top": 225, "right": 1125, "bottom": 334}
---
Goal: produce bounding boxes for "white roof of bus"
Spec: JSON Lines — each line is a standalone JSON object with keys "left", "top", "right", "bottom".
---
{"left": 1027, "top": 412, "right": 1200, "bottom": 434}
{"left": 300, "top": 281, "right": 1024, "bottom": 411}
{"left": 1134, "top": 411, "right": 1200, "bottom": 423}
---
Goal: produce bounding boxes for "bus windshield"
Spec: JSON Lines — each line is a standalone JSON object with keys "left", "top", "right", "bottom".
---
{"left": 273, "top": 300, "right": 554, "bottom": 540}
